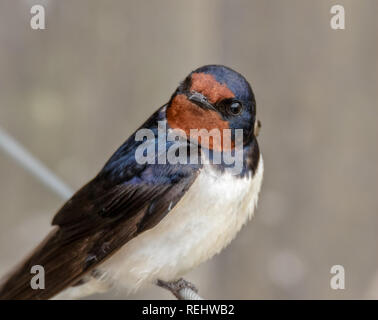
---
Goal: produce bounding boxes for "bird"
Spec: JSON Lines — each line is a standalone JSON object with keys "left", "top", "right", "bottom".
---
{"left": 0, "top": 64, "right": 263, "bottom": 300}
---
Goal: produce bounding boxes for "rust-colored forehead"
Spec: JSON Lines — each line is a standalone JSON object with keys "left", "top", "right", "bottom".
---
{"left": 190, "top": 72, "right": 235, "bottom": 104}
{"left": 167, "top": 94, "right": 234, "bottom": 151}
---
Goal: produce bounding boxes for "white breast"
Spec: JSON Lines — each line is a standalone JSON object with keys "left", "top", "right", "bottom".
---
{"left": 99, "top": 154, "right": 264, "bottom": 293}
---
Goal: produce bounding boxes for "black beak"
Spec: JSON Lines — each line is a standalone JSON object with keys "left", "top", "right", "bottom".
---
{"left": 188, "top": 91, "right": 216, "bottom": 111}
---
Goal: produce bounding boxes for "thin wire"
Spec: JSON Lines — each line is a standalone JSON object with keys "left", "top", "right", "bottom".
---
{"left": 179, "top": 287, "right": 204, "bottom": 300}
{"left": 0, "top": 127, "right": 73, "bottom": 200}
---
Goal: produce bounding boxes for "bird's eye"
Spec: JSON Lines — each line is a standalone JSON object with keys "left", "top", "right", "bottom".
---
{"left": 228, "top": 101, "right": 243, "bottom": 115}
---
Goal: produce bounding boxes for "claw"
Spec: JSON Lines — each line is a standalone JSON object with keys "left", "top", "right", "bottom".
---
{"left": 156, "top": 278, "right": 199, "bottom": 300}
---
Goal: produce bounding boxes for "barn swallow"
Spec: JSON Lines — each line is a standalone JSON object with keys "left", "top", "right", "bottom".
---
{"left": 0, "top": 64, "right": 263, "bottom": 299}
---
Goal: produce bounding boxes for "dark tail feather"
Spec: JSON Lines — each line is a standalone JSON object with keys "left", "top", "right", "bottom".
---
{"left": 0, "top": 228, "right": 92, "bottom": 300}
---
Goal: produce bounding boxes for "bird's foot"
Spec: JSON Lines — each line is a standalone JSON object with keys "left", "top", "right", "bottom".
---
{"left": 156, "top": 278, "right": 198, "bottom": 300}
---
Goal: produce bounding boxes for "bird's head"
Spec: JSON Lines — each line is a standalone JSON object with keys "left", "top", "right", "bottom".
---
{"left": 166, "top": 65, "right": 259, "bottom": 151}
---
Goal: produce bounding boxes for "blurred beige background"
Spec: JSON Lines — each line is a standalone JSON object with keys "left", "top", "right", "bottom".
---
{"left": 0, "top": 0, "right": 377, "bottom": 299}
